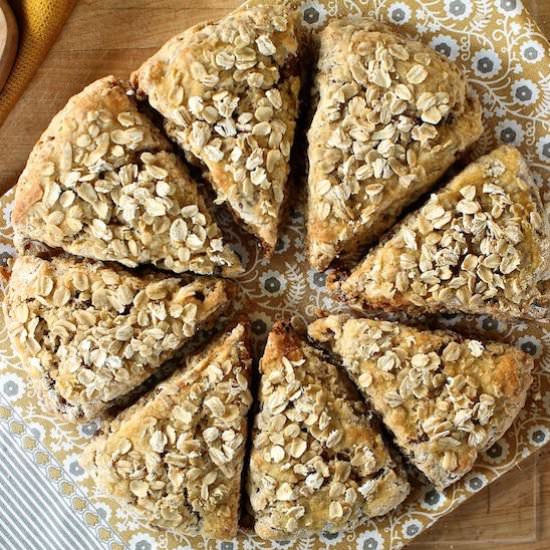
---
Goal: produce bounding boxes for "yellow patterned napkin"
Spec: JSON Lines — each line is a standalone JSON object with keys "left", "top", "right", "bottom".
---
{"left": 0, "top": 0, "right": 76, "bottom": 127}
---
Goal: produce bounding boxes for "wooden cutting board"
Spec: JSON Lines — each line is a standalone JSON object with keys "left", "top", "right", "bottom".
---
{"left": 0, "top": 0, "right": 17, "bottom": 93}
{"left": 0, "top": 1, "right": 548, "bottom": 548}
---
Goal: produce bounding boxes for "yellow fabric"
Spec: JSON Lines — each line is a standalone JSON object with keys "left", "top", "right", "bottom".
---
{"left": 0, "top": 0, "right": 76, "bottom": 127}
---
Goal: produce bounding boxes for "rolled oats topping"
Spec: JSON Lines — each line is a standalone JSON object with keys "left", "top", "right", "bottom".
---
{"left": 3, "top": 255, "right": 236, "bottom": 420}
{"left": 306, "top": 18, "right": 483, "bottom": 270}
{"left": 332, "top": 146, "right": 550, "bottom": 320}
{"left": 12, "top": 76, "right": 242, "bottom": 277}
{"left": 84, "top": 323, "right": 253, "bottom": 539}
{"left": 308, "top": 315, "right": 534, "bottom": 489}
{"left": 247, "top": 323, "right": 409, "bottom": 540}
{"left": 132, "top": 6, "right": 301, "bottom": 253}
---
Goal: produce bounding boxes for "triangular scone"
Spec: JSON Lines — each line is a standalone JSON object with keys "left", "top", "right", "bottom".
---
{"left": 3, "top": 255, "right": 236, "bottom": 420}
{"left": 12, "top": 76, "right": 242, "bottom": 276}
{"left": 307, "top": 18, "right": 483, "bottom": 270}
{"left": 330, "top": 146, "right": 550, "bottom": 319}
{"left": 84, "top": 323, "right": 252, "bottom": 538}
{"left": 131, "top": 6, "right": 301, "bottom": 254}
{"left": 308, "top": 315, "right": 534, "bottom": 489}
{"left": 247, "top": 322, "right": 409, "bottom": 540}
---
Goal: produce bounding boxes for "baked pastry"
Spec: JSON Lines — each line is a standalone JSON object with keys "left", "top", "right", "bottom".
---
{"left": 247, "top": 322, "right": 410, "bottom": 539}
{"left": 306, "top": 17, "right": 483, "bottom": 271}
{"left": 12, "top": 76, "right": 242, "bottom": 276}
{"left": 308, "top": 315, "right": 534, "bottom": 489}
{"left": 3, "top": 255, "right": 236, "bottom": 420}
{"left": 330, "top": 146, "right": 550, "bottom": 320}
{"left": 131, "top": 6, "right": 301, "bottom": 254}
{"left": 84, "top": 322, "right": 252, "bottom": 538}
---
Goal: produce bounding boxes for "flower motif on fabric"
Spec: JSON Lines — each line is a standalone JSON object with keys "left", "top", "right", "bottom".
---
{"left": 444, "top": 0, "right": 473, "bottom": 20}
{"left": 128, "top": 534, "right": 157, "bottom": 550}
{"left": 64, "top": 453, "right": 87, "bottom": 480}
{"left": 301, "top": 1, "right": 328, "bottom": 28}
{"left": 521, "top": 40, "right": 544, "bottom": 64}
{"left": 356, "top": 531, "right": 385, "bottom": 550}
{"left": 465, "top": 472, "right": 488, "bottom": 492}
{"left": 429, "top": 35, "right": 460, "bottom": 61}
{"left": 307, "top": 268, "right": 327, "bottom": 291}
{"left": 537, "top": 136, "right": 550, "bottom": 163}
{"left": 420, "top": 486, "right": 447, "bottom": 511}
{"left": 516, "top": 335, "right": 543, "bottom": 359}
{"left": 496, "top": 0, "right": 523, "bottom": 17}
{"left": 472, "top": 49, "right": 502, "bottom": 78}
{"left": 388, "top": 2, "right": 412, "bottom": 25}
{"left": 495, "top": 119, "right": 525, "bottom": 146}
{"left": 0, "top": 373, "right": 25, "bottom": 401}
{"left": 511, "top": 79, "right": 539, "bottom": 105}
{"left": 259, "top": 270, "right": 288, "bottom": 297}
{"left": 483, "top": 439, "right": 510, "bottom": 464}
{"left": 528, "top": 425, "right": 550, "bottom": 447}
{"left": 402, "top": 519, "right": 423, "bottom": 539}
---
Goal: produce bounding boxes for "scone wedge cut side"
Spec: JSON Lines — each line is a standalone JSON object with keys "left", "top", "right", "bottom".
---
{"left": 307, "top": 17, "right": 483, "bottom": 270}
{"left": 84, "top": 322, "right": 253, "bottom": 538}
{"left": 247, "top": 322, "right": 410, "bottom": 540}
{"left": 13, "top": 76, "right": 242, "bottom": 276}
{"left": 131, "top": 6, "right": 301, "bottom": 254}
{"left": 330, "top": 146, "right": 550, "bottom": 320}
{"left": 3, "top": 255, "right": 236, "bottom": 420}
{"left": 308, "top": 315, "right": 534, "bottom": 489}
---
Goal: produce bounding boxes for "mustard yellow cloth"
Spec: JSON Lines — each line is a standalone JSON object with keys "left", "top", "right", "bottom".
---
{"left": 0, "top": 0, "right": 76, "bottom": 127}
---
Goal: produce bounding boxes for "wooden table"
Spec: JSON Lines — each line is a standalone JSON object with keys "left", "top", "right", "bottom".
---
{"left": 0, "top": 1, "right": 548, "bottom": 548}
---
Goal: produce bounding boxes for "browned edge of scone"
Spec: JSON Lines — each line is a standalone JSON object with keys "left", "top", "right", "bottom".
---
{"left": 129, "top": 7, "right": 304, "bottom": 258}
{"left": 306, "top": 313, "right": 535, "bottom": 489}
{"left": 2, "top": 254, "right": 239, "bottom": 422}
{"left": 247, "top": 320, "right": 411, "bottom": 539}
{"left": 82, "top": 317, "right": 253, "bottom": 539}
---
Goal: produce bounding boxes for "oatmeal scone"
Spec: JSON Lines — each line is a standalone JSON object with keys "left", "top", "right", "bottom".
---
{"left": 308, "top": 315, "right": 534, "bottom": 489}
{"left": 131, "top": 6, "right": 301, "bottom": 254}
{"left": 330, "top": 146, "right": 550, "bottom": 320}
{"left": 307, "top": 18, "right": 483, "bottom": 270}
{"left": 247, "top": 323, "right": 410, "bottom": 540}
{"left": 3, "top": 255, "right": 236, "bottom": 420}
{"left": 13, "top": 76, "right": 242, "bottom": 276}
{"left": 84, "top": 322, "right": 253, "bottom": 538}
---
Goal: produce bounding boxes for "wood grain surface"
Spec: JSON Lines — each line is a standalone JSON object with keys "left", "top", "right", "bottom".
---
{"left": 0, "top": 1, "right": 548, "bottom": 548}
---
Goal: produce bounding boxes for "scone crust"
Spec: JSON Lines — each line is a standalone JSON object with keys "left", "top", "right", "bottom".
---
{"left": 247, "top": 322, "right": 410, "bottom": 540}
{"left": 84, "top": 323, "right": 253, "bottom": 539}
{"left": 308, "top": 314, "right": 534, "bottom": 488}
{"left": 13, "top": 76, "right": 242, "bottom": 276}
{"left": 131, "top": 6, "right": 301, "bottom": 253}
{"left": 306, "top": 18, "right": 483, "bottom": 270}
{"left": 3, "top": 255, "right": 235, "bottom": 420}
{"left": 331, "top": 145, "right": 550, "bottom": 320}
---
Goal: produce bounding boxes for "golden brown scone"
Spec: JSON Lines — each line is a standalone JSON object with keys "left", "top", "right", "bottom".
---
{"left": 307, "top": 18, "right": 483, "bottom": 271}
{"left": 247, "top": 322, "right": 410, "bottom": 540}
{"left": 330, "top": 146, "right": 550, "bottom": 320}
{"left": 131, "top": 6, "right": 301, "bottom": 254}
{"left": 308, "top": 315, "right": 534, "bottom": 489}
{"left": 83, "top": 322, "right": 253, "bottom": 538}
{"left": 3, "top": 255, "right": 236, "bottom": 420}
{"left": 13, "top": 76, "right": 242, "bottom": 276}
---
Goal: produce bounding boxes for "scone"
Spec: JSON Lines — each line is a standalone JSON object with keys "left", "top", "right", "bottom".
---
{"left": 131, "top": 5, "right": 301, "bottom": 254}
{"left": 3, "top": 255, "right": 236, "bottom": 420}
{"left": 84, "top": 322, "right": 253, "bottom": 538}
{"left": 306, "top": 17, "right": 483, "bottom": 270}
{"left": 247, "top": 322, "right": 410, "bottom": 540}
{"left": 308, "top": 315, "right": 534, "bottom": 489}
{"left": 12, "top": 76, "right": 242, "bottom": 276}
{"left": 330, "top": 146, "right": 550, "bottom": 320}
